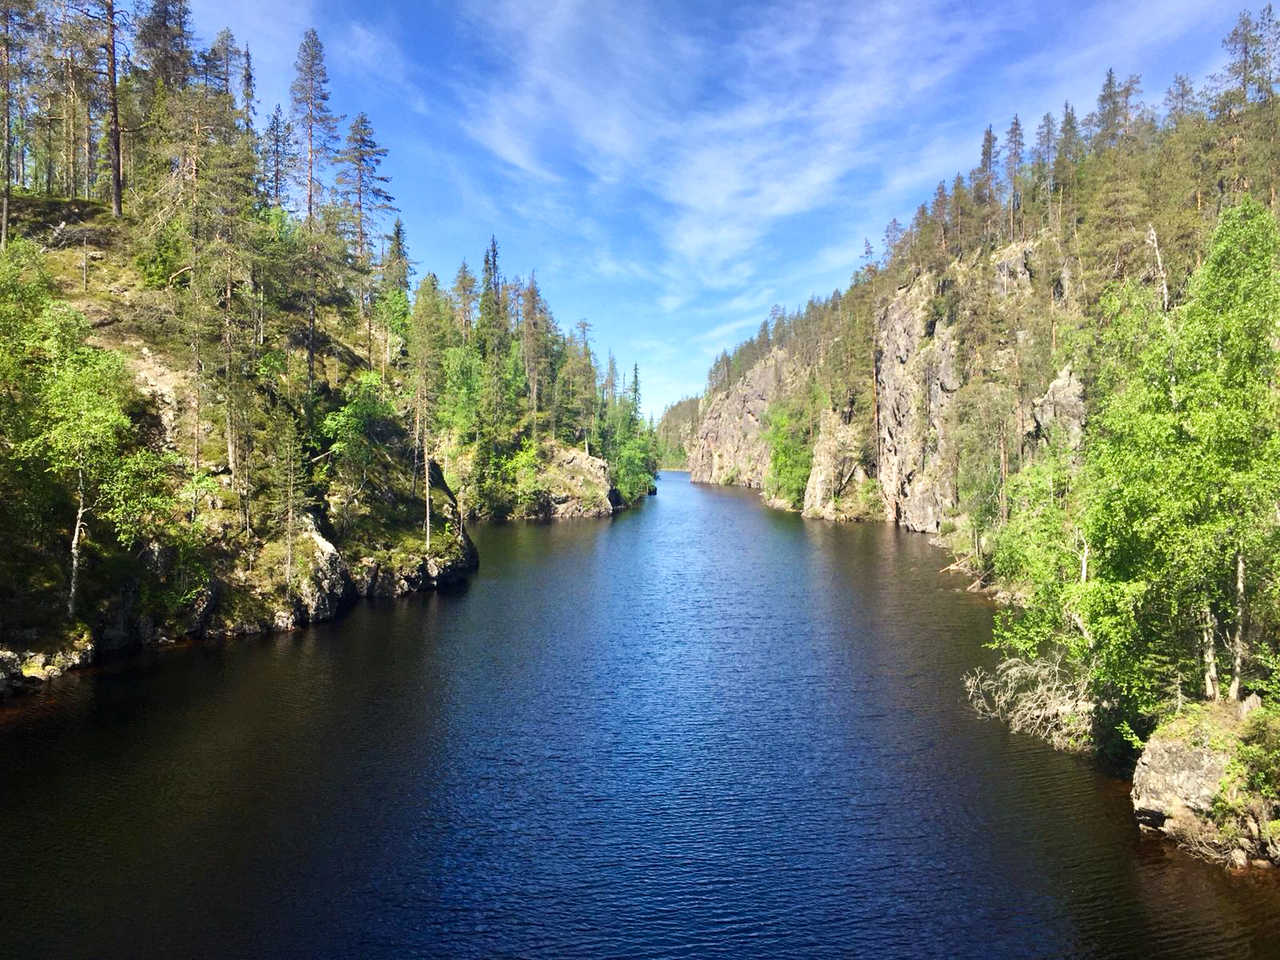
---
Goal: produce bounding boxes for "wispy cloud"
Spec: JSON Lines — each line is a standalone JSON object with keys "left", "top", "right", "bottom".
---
{"left": 334, "top": 22, "right": 431, "bottom": 116}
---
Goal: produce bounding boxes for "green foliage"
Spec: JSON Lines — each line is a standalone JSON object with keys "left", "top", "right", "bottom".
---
{"left": 105, "top": 451, "right": 182, "bottom": 550}
{"left": 990, "top": 199, "right": 1280, "bottom": 747}
{"left": 510, "top": 440, "right": 550, "bottom": 516}
{"left": 610, "top": 432, "right": 658, "bottom": 504}
{"left": 1238, "top": 708, "right": 1280, "bottom": 801}
{"left": 136, "top": 218, "right": 188, "bottom": 289}
{"left": 762, "top": 386, "right": 821, "bottom": 509}
{"left": 322, "top": 371, "right": 395, "bottom": 489}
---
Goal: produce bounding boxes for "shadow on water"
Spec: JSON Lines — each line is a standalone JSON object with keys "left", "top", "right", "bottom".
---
{"left": 0, "top": 471, "right": 1277, "bottom": 959}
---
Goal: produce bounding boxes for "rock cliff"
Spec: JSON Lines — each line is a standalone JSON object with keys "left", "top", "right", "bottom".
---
{"left": 679, "top": 241, "right": 1086, "bottom": 535}
{"left": 687, "top": 348, "right": 800, "bottom": 488}
{"left": 873, "top": 272, "right": 961, "bottom": 533}
{"left": 802, "top": 408, "right": 877, "bottom": 521}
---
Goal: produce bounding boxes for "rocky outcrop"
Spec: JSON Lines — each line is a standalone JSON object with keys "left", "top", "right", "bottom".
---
{"left": 874, "top": 274, "right": 961, "bottom": 533}
{"left": 0, "top": 463, "right": 478, "bottom": 699}
{"left": 1132, "top": 734, "right": 1230, "bottom": 833}
{"left": 242, "top": 463, "right": 478, "bottom": 634}
{"left": 0, "top": 634, "right": 94, "bottom": 698}
{"left": 802, "top": 408, "right": 877, "bottom": 521}
{"left": 545, "top": 446, "right": 622, "bottom": 519}
{"left": 1030, "top": 366, "right": 1086, "bottom": 449}
{"left": 688, "top": 348, "right": 800, "bottom": 487}
{"left": 1132, "top": 699, "right": 1279, "bottom": 870}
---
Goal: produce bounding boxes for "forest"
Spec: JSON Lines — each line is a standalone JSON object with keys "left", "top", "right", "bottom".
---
{"left": 668, "top": 7, "right": 1280, "bottom": 768}
{"left": 0, "top": 1, "right": 656, "bottom": 646}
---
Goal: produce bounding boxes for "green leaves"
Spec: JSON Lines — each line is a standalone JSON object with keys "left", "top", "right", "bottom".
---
{"left": 762, "top": 386, "right": 820, "bottom": 510}
{"left": 322, "top": 371, "right": 394, "bottom": 480}
{"left": 993, "top": 198, "right": 1280, "bottom": 745}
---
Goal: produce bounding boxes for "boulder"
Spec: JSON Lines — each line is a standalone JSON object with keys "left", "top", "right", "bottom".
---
{"left": 1132, "top": 733, "right": 1229, "bottom": 833}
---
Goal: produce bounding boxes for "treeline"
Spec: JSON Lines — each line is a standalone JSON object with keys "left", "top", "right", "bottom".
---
{"left": 685, "top": 7, "right": 1280, "bottom": 751}
{"left": 0, "top": 1, "right": 655, "bottom": 638}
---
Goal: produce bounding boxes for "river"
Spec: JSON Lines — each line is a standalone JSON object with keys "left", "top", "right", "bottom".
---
{"left": 1, "top": 471, "right": 1277, "bottom": 958}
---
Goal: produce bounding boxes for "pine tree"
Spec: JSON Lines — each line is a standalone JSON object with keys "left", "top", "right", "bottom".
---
{"left": 336, "top": 112, "right": 393, "bottom": 262}
{"left": 135, "top": 0, "right": 194, "bottom": 92}
{"left": 976, "top": 125, "right": 999, "bottom": 241}
{"left": 520, "top": 272, "right": 550, "bottom": 436}
{"left": 240, "top": 47, "right": 256, "bottom": 131}
{"left": 1054, "top": 103, "right": 1084, "bottom": 223}
{"left": 336, "top": 111, "right": 394, "bottom": 364}
{"left": 1005, "top": 114, "right": 1024, "bottom": 239}
{"left": 452, "top": 260, "right": 476, "bottom": 340}
{"left": 289, "top": 28, "right": 339, "bottom": 401}
{"left": 382, "top": 218, "right": 410, "bottom": 294}
{"left": 263, "top": 105, "right": 294, "bottom": 208}
{"left": 1212, "top": 10, "right": 1267, "bottom": 196}
{"left": 0, "top": 0, "right": 34, "bottom": 245}
{"left": 289, "top": 28, "right": 337, "bottom": 223}
{"left": 1090, "top": 68, "right": 1125, "bottom": 149}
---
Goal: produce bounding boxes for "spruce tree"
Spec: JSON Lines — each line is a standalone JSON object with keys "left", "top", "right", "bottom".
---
{"left": 289, "top": 28, "right": 339, "bottom": 402}
{"left": 336, "top": 112, "right": 394, "bottom": 364}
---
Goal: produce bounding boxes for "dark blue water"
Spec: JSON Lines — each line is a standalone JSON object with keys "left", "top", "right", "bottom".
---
{"left": 1, "top": 472, "right": 1278, "bottom": 958}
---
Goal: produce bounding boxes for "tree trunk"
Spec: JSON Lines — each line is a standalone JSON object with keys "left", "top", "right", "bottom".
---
{"left": 1229, "top": 550, "right": 1246, "bottom": 702}
{"left": 1147, "top": 224, "right": 1169, "bottom": 312}
{"left": 67, "top": 475, "right": 87, "bottom": 619}
{"left": 104, "top": 0, "right": 122, "bottom": 216}
{"left": 1203, "top": 607, "right": 1221, "bottom": 701}
{"left": 306, "top": 296, "right": 316, "bottom": 404}
{"left": 191, "top": 310, "right": 202, "bottom": 520}
{"left": 284, "top": 471, "right": 295, "bottom": 587}
{"left": 998, "top": 431, "right": 1009, "bottom": 524}
{"left": 224, "top": 260, "right": 237, "bottom": 482}
{"left": 423, "top": 448, "right": 431, "bottom": 552}
{"left": 2, "top": 9, "right": 11, "bottom": 251}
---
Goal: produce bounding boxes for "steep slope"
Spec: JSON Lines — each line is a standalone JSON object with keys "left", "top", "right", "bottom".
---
{"left": 674, "top": 239, "right": 1085, "bottom": 535}
{"left": 0, "top": 201, "right": 479, "bottom": 698}
{"left": 687, "top": 347, "right": 802, "bottom": 488}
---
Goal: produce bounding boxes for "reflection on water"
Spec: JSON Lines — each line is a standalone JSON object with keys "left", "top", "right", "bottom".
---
{"left": 0, "top": 472, "right": 1276, "bottom": 958}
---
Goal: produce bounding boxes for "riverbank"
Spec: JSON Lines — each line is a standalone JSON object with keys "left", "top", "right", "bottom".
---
{"left": 0, "top": 463, "right": 658, "bottom": 703}
{"left": 0, "top": 461, "right": 479, "bottom": 701}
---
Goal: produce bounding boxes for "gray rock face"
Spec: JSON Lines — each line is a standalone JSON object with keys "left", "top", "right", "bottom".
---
{"left": 296, "top": 516, "right": 352, "bottom": 623}
{"left": 1131, "top": 707, "right": 1280, "bottom": 869}
{"left": 688, "top": 348, "right": 799, "bottom": 487}
{"left": 1031, "top": 366, "right": 1086, "bottom": 449}
{"left": 874, "top": 276, "right": 961, "bottom": 533}
{"left": 803, "top": 408, "right": 870, "bottom": 521}
{"left": 1131, "top": 735, "right": 1228, "bottom": 833}
{"left": 548, "top": 447, "right": 620, "bottom": 519}
{"left": 684, "top": 242, "right": 1043, "bottom": 533}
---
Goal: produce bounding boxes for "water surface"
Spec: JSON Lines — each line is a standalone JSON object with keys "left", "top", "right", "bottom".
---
{"left": 2, "top": 472, "right": 1277, "bottom": 958}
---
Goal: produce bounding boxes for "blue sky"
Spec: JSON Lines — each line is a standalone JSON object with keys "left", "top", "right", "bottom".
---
{"left": 190, "top": 0, "right": 1237, "bottom": 418}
